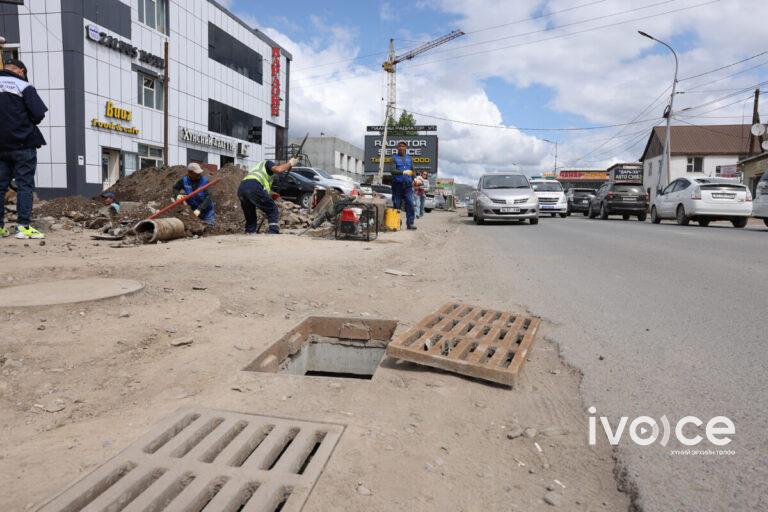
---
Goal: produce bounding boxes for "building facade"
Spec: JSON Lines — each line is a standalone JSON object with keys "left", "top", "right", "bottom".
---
{"left": 289, "top": 136, "right": 364, "bottom": 179}
{"left": 556, "top": 168, "right": 608, "bottom": 191}
{"left": 639, "top": 125, "right": 758, "bottom": 202}
{"left": 0, "top": 0, "right": 291, "bottom": 198}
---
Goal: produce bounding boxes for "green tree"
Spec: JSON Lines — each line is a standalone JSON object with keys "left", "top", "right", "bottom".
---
{"left": 388, "top": 110, "right": 418, "bottom": 135}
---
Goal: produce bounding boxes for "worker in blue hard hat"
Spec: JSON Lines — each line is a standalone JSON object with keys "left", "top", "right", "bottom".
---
{"left": 172, "top": 163, "right": 215, "bottom": 225}
{"left": 389, "top": 141, "right": 416, "bottom": 230}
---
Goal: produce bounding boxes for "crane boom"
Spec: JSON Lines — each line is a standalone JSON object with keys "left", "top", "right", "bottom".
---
{"left": 376, "top": 29, "right": 465, "bottom": 184}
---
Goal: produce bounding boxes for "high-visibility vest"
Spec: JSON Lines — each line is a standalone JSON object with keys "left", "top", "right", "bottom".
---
{"left": 243, "top": 161, "right": 273, "bottom": 192}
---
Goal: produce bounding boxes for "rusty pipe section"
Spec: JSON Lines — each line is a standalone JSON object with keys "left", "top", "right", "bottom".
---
{"left": 134, "top": 218, "right": 186, "bottom": 244}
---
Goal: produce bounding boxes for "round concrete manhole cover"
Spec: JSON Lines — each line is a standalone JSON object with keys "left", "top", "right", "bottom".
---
{"left": 0, "top": 278, "right": 144, "bottom": 307}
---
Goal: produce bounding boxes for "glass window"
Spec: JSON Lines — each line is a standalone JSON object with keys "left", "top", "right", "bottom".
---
{"left": 124, "top": 153, "right": 138, "bottom": 176}
{"left": 138, "top": 144, "right": 164, "bottom": 168}
{"left": 662, "top": 181, "right": 677, "bottom": 195}
{"left": 139, "top": 0, "right": 166, "bottom": 34}
{"left": 208, "top": 22, "right": 263, "bottom": 84}
{"left": 686, "top": 157, "right": 703, "bottom": 173}
{"left": 138, "top": 74, "right": 163, "bottom": 111}
{"left": 481, "top": 174, "right": 530, "bottom": 189}
{"left": 208, "top": 99, "right": 262, "bottom": 143}
{"left": 531, "top": 181, "right": 563, "bottom": 191}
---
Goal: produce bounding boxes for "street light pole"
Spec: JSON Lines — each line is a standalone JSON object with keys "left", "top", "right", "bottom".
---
{"left": 542, "top": 139, "right": 558, "bottom": 175}
{"left": 638, "top": 31, "right": 678, "bottom": 194}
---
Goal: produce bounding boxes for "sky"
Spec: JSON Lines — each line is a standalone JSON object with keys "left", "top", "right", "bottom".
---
{"left": 220, "top": 0, "right": 767, "bottom": 183}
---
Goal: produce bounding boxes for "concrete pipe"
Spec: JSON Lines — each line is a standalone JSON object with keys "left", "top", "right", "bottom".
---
{"left": 134, "top": 218, "right": 186, "bottom": 244}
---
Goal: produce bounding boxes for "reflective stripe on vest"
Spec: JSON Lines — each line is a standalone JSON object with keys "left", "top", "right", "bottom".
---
{"left": 243, "top": 161, "right": 273, "bottom": 192}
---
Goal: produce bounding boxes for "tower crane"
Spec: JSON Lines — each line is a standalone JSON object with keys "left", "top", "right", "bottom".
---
{"left": 376, "top": 30, "right": 464, "bottom": 183}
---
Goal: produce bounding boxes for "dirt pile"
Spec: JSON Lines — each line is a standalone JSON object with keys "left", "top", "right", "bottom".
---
{"left": 29, "top": 165, "right": 315, "bottom": 237}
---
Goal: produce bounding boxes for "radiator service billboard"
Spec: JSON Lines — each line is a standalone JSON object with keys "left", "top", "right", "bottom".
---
{"left": 364, "top": 135, "right": 438, "bottom": 176}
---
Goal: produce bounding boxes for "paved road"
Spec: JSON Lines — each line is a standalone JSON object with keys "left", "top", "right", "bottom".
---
{"left": 456, "top": 214, "right": 767, "bottom": 512}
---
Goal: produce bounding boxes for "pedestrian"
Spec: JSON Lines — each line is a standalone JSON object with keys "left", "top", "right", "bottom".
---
{"left": 172, "top": 163, "right": 216, "bottom": 225}
{"left": 0, "top": 59, "right": 48, "bottom": 239}
{"left": 413, "top": 170, "right": 430, "bottom": 218}
{"left": 238, "top": 157, "right": 298, "bottom": 234}
{"left": 389, "top": 141, "right": 416, "bottom": 230}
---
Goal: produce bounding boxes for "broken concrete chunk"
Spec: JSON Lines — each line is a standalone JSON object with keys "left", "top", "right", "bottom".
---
{"left": 170, "top": 337, "right": 194, "bottom": 347}
{"left": 339, "top": 321, "right": 372, "bottom": 341}
{"left": 356, "top": 484, "right": 372, "bottom": 496}
{"left": 543, "top": 491, "right": 563, "bottom": 507}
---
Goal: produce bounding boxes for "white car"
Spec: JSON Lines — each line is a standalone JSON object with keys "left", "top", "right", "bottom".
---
{"left": 292, "top": 167, "right": 359, "bottom": 195}
{"left": 751, "top": 172, "right": 768, "bottom": 227}
{"left": 650, "top": 175, "right": 752, "bottom": 227}
{"left": 530, "top": 179, "right": 567, "bottom": 217}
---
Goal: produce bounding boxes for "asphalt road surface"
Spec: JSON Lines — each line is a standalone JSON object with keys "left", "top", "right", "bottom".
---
{"left": 455, "top": 213, "right": 767, "bottom": 512}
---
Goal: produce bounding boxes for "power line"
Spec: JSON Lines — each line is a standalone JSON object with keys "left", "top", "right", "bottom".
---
{"left": 679, "top": 50, "right": 768, "bottom": 81}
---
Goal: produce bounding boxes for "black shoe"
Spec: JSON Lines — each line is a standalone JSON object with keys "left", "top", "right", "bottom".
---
{"left": 407, "top": 225, "right": 417, "bottom": 230}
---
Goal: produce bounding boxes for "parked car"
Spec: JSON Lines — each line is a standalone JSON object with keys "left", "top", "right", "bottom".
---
{"left": 751, "top": 171, "right": 768, "bottom": 227}
{"left": 292, "top": 167, "right": 358, "bottom": 195}
{"left": 370, "top": 184, "right": 393, "bottom": 207}
{"left": 272, "top": 171, "right": 325, "bottom": 208}
{"left": 466, "top": 191, "right": 476, "bottom": 217}
{"left": 650, "top": 175, "right": 752, "bottom": 227}
{"left": 425, "top": 194, "right": 436, "bottom": 213}
{"left": 588, "top": 182, "right": 648, "bottom": 221}
{"left": 530, "top": 179, "right": 567, "bottom": 217}
{"left": 566, "top": 187, "right": 596, "bottom": 215}
{"left": 473, "top": 173, "right": 539, "bottom": 225}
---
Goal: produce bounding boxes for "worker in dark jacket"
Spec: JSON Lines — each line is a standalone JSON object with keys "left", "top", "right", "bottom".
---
{"left": 389, "top": 141, "right": 416, "bottom": 230}
{"left": 171, "top": 163, "right": 215, "bottom": 225}
{"left": 0, "top": 59, "right": 48, "bottom": 239}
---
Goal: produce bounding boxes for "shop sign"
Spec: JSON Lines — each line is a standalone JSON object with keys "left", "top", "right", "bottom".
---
{"left": 86, "top": 24, "right": 164, "bottom": 69}
{"left": 180, "top": 127, "right": 243, "bottom": 154}
{"left": 363, "top": 135, "right": 439, "bottom": 175}
{"left": 91, "top": 101, "right": 138, "bottom": 135}
{"left": 271, "top": 47, "right": 281, "bottom": 117}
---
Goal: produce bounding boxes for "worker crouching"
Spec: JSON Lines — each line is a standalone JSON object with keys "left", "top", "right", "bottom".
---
{"left": 238, "top": 157, "right": 298, "bottom": 234}
{"left": 172, "top": 163, "right": 216, "bottom": 225}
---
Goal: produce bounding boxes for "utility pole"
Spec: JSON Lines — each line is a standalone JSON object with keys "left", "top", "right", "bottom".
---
{"left": 748, "top": 88, "right": 763, "bottom": 155}
{"left": 639, "top": 31, "right": 678, "bottom": 194}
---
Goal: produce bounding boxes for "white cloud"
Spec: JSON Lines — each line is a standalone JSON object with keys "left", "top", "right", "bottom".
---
{"left": 254, "top": 1, "right": 767, "bottom": 183}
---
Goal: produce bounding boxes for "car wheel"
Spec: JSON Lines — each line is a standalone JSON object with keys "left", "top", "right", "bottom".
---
{"left": 559, "top": 213, "right": 567, "bottom": 218}
{"left": 583, "top": 209, "right": 589, "bottom": 217}
{"left": 698, "top": 218, "right": 710, "bottom": 227}
{"left": 588, "top": 204, "right": 596, "bottom": 218}
{"left": 622, "top": 214, "right": 630, "bottom": 220}
{"left": 599, "top": 203, "right": 608, "bottom": 220}
{"left": 298, "top": 193, "right": 312, "bottom": 209}
{"left": 676, "top": 204, "right": 690, "bottom": 226}
{"left": 731, "top": 217, "right": 748, "bottom": 228}
{"left": 549, "top": 213, "right": 555, "bottom": 217}
{"left": 466, "top": 209, "right": 472, "bottom": 217}
{"left": 651, "top": 206, "right": 661, "bottom": 224}
{"left": 764, "top": 218, "right": 768, "bottom": 228}
{"left": 638, "top": 212, "right": 647, "bottom": 221}
{"left": 474, "top": 213, "right": 484, "bottom": 225}
{"left": 529, "top": 217, "right": 539, "bottom": 225}
{"left": 425, "top": 208, "right": 433, "bottom": 213}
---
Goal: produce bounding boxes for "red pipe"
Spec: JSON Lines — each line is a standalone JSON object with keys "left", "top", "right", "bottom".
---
{"left": 147, "top": 178, "right": 222, "bottom": 220}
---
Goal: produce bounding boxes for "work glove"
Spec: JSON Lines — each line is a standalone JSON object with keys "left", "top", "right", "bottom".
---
{"left": 271, "top": 192, "right": 281, "bottom": 201}
{"left": 288, "top": 157, "right": 299, "bottom": 167}
{"left": 176, "top": 194, "right": 185, "bottom": 201}
{"left": 193, "top": 209, "right": 201, "bottom": 217}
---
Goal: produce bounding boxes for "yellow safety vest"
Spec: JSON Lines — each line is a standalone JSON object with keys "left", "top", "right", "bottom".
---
{"left": 243, "top": 161, "right": 273, "bottom": 192}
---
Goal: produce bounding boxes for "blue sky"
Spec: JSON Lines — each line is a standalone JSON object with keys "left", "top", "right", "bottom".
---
{"left": 224, "top": 0, "right": 767, "bottom": 182}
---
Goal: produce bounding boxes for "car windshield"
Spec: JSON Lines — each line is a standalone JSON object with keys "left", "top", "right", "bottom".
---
{"left": 316, "top": 169, "right": 333, "bottom": 179}
{"left": 532, "top": 181, "right": 562, "bottom": 192}
{"left": 372, "top": 184, "right": 392, "bottom": 193}
{"left": 572, "top": 188, "right": 594, "bottom": 194}
{"left": 482, "top": 175, "right": 529, "bottom": 189}
{"left": 288, "top": 171, "right": 314, "bottom": 184}
{"left": 613, "top": 184, "right": 643, "bottom": 193}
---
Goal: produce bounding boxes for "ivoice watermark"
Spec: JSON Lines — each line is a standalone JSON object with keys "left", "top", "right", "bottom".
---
{"left": 587, "top": 407, "right": 735, "bottom": 452}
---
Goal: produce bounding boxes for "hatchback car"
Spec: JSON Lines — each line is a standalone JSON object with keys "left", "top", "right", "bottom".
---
{"left": 650, "top": 175, "right": 752, "bottom": 227}
{"left": 473, "top": 173, "right": 539, "bottom": 225}
{"left": 531, "top": 179, "right": 567, "bottom": 217}
{"left": 566, "top": 188, "right": 596, "bottom": 215}
{"left": 750, "top": 171, "right": 768, "bottom": 227}
{"left": 292, "top": 167, "right": 358, "bottom": 195}
{"left": 588, "top": 182, "right": 648, "bottom": 221}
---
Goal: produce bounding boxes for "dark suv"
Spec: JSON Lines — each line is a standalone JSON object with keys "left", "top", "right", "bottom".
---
{"left": 588, "top": 182, "right": 647, "bottom": 221}
{"left": 566, "top": 188, "right": 596, "bottom": 215}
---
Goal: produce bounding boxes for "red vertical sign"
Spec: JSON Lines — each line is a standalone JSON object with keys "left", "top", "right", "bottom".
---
{"left": 271, "top": 47, "right": 281, "bottom": 117}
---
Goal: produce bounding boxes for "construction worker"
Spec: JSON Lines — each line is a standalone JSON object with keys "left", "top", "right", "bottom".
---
{"left": 99, "top": 192, "right": 121, "bottom": 234}
{"left": 390, "top": 141, "right": 416, "bottom": 230}
{"left": 0, "top": 59, "right": 48, "bottom": 239}
{"left": 238, "top": 157, "right": 298, "bottom": 234}
{"left": 172, "top": 163, "right": 215, "bottom": 225}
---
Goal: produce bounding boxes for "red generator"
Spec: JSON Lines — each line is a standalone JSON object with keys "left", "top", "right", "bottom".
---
{"left": 334, "top": 203, "right": 379, "bottom": 241}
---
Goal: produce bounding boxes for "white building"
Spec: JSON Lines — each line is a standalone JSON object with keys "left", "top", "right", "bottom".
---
{"left": 639, "top": 125, "right": 758, "bottom": 201}
{"left": 289, "top": 136, "right": 364, "bottom": 179}
{"left": 0, "top": 0, "right": 291, "bottom": 198}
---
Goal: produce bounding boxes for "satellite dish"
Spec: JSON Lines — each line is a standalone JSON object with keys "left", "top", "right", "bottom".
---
{"left": 763, "top": 140, "right": 768, "bottom": 151}
{"left": 751, "top": 123, "right": 766, "bottom": 136}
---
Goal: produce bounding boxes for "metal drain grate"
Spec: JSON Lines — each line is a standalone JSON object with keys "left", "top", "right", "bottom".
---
{"left": 386, "top": 303, "right": 540, "bottom": 387}
{"left": 37, "top": 408, "right": 344, "bottom": 512}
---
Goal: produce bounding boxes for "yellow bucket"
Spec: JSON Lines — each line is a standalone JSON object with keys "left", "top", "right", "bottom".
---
{"left": 384, "top": 208, "right": 401, "bottom": 231}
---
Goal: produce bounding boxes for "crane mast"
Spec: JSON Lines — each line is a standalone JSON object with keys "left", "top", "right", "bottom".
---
{"left": 376, "top": 30, "right": 464, "bottom": 184}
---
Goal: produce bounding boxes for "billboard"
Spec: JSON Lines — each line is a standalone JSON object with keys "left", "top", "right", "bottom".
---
{"left": 364, "top": 135, "right": 438, "bottom": 176}
{"left": 611, "top": 166, "right": 643, "bottom": 182}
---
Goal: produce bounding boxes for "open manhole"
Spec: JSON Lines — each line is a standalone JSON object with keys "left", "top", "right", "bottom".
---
{"left": 36, "top": 408, "right": 345, "bottom": 512}
{"left": 243, "top": 317, "right": 398, "bottom": 380}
